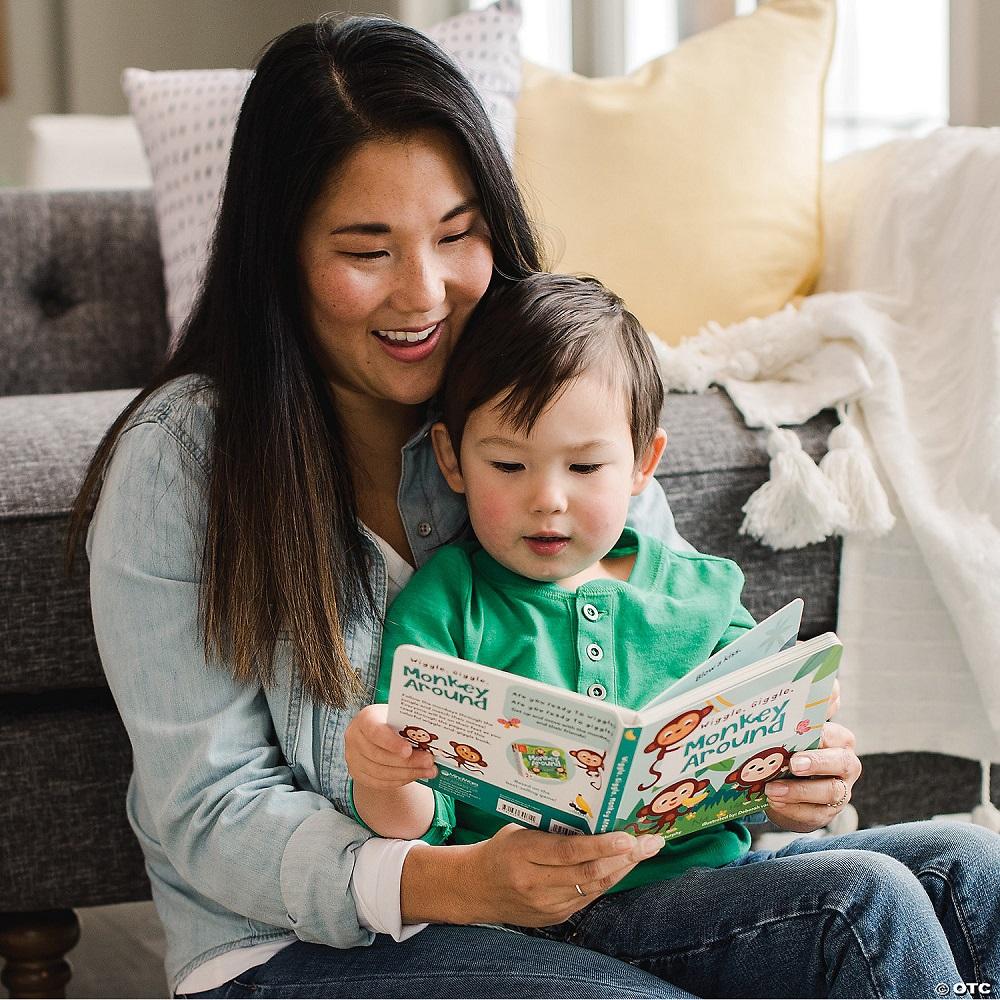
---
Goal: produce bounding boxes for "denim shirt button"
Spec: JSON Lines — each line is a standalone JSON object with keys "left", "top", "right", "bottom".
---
{"left": 417, "top": 521, "right": 433, "bottom": 538}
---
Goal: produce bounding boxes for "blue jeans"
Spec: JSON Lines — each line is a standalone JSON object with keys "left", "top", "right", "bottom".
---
{"left": 183, "top": 821, "right": 999, "bottom": 999}
{"left": 528, "top": 820, "right": 1000, "bottom": 998}
{"left": 178, "top": 924, "right": 690, "bottom": 998}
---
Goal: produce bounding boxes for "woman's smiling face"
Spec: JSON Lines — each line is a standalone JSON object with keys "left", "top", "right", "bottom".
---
{"left": 298, "top": 128, "right": 494, "bottom": 411}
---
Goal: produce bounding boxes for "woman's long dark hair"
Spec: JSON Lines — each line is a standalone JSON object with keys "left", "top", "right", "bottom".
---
{"left": 68, "top": 16, "right": 541, "bottom": 707}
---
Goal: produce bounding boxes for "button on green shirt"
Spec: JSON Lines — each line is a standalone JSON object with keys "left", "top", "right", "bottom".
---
{"left": 377, "top": 526, "right": 757, "bottom": 890}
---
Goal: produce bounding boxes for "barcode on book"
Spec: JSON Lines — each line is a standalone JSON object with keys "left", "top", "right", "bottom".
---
{"left": 497, "top": 799, "right": 541, "bottom": 826}
{"left": 549, "top": 820, "right": 584, "bottom": 836}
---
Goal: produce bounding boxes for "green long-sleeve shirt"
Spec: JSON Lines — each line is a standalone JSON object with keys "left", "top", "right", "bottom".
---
{"left": 376, "top": 527, "right": 757, "bottom": 890}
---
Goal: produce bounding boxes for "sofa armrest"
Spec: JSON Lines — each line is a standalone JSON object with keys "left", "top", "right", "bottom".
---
{"left": 0, "top": 189, "right": 170, "bottom": 396}
{"left": 0, "top": 389, "right": 138, "bottom": 694}
{"left": 657, "top": 389, "right": 840, "bottom": 640}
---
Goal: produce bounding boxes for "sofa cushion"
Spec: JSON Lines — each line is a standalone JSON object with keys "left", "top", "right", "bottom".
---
{"left": 514, "top": 0, "right": 835, "bottom": 345}
{"left": 0, "top": 384, "right": 838, "bottom": 695}
{"left": 0, "top": 389, "right": 138, "bottom": 694}
{"left": 0, "top": 190, "right": 170, "bottom": 396}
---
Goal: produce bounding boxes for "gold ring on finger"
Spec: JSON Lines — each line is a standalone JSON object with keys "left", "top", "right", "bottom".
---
{"left": 829, "top": 777, "right": 849, "bottom": 809}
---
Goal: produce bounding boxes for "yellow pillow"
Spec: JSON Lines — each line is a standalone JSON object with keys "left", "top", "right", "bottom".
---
{"left": 514, "top": 0, "right": 835, "bottom": 345}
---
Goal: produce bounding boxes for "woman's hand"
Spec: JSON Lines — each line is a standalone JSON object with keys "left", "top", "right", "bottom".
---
{"left": 764, "top": 720, "right": 862, "bottom": 834}
{"left": 344, "top": 703, "right": 436, "bottom": 790}
{"left": 401, "top": 825, "right": 664, "bottom": 927}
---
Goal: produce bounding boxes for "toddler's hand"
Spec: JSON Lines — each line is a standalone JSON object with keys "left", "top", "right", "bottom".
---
{"left": 345, "top": 704, "right": 437, "bottom": 790}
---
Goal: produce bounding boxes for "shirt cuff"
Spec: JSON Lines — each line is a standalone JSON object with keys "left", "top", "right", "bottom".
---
{"left": 278, "top": 807, "right": 375, "bottom": 948}
{"left": 349, "top": 838, "right": 430, "bottom": 942}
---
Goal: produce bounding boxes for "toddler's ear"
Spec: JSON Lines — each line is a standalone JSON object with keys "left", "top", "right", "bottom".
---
{"left": 631, "top": 428, "right": 668, "bottom": 496}
{"left": 431, "top": 422, "right": 466, "bottom": 494}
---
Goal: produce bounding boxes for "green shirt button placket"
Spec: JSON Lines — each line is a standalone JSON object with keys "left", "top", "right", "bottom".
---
{"left": 577, "top": 597, "right": 612, "bottom": 702}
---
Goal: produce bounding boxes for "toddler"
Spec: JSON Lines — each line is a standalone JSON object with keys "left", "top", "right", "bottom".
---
{"left": 346, "top": 272, "right": 756, "bottom": 894}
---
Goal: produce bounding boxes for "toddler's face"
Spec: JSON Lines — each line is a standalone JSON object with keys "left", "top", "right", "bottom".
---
{"left": 434, "top": 371, "right": 664, "bottom": 588}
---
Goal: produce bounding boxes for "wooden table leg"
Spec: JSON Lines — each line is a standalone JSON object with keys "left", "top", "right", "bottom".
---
{"left": 0, "top": 910, "right": 80, "bottom": 999}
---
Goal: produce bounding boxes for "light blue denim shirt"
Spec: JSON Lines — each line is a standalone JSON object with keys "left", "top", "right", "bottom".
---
{"left": 87, "top": 374, "right": 691, "bottom": 992}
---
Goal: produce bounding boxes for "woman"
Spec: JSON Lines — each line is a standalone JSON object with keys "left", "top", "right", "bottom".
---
{"left": 71, "top": 15, "right": 997, "bottom": 1000}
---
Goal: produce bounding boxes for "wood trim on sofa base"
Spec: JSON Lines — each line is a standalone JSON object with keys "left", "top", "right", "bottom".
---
{"left": 0, "top": 910, "right": 80, "bottom": 999}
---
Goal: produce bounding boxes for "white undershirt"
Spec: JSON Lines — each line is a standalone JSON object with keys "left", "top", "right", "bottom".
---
{"left": 175, "top": 532, "right": 426, "bottom": 996}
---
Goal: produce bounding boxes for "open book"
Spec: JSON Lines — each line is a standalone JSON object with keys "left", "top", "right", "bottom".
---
{"left": 385, "top": 600, "right": 841, "bottom": 839}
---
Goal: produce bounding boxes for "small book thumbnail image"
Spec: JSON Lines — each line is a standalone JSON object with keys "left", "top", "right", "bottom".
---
{"left": 512, "top": 743, "right": 570, "bottom": 781}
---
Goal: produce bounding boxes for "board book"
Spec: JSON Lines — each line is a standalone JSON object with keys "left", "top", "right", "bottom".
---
{"left": 385, "top": 599, "right": 841, "bottom": 840}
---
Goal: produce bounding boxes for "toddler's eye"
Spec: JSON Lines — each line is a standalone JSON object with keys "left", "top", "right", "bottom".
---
{"left": 490, "top": 462, "right": 523, "bottom": 473}
{"left": 571, "top": 464, "right": 602, "bottom": 475}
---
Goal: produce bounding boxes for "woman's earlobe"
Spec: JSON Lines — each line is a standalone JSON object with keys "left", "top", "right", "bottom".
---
{"left": 431, "top": 422, "right": 466, "bottom": 494}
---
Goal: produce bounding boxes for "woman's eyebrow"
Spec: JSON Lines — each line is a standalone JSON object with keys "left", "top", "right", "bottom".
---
{"left": 330, "top": 199, "right": 479, "bottom": 236}
{"left": 440, "top": 199, "right": 479, "bottom": 223}
{"left": 330, "top": 220, "right": 390, "bottom": 236}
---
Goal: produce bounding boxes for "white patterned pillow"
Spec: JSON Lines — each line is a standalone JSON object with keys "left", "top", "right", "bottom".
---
{"left": 122, "top": 68, "right": 250, "bottom": 338}
{"left": 124, "top": 0, "right": 522, "bottom": 342}
{"left": 426, "top": 0, "right": 520, "bottom": 156}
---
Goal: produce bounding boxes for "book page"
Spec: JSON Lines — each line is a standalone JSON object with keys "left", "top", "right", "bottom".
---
{"left": 386, "top": 645, "right": 624, "bottom": 834}
{"left": 640, "top": 599, "right": 803, "bottom": 711}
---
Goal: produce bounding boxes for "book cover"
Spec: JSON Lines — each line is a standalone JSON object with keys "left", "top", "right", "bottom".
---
{"left": 611, "top": 638, "right": 841, "bottom": 840}
{"left": 384, "top": 600, "right": 840, "bottom": 838}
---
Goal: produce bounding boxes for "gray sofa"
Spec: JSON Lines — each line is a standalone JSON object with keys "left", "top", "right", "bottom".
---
{"left": 1, "top": 188, "right": 996, "bottom": 998}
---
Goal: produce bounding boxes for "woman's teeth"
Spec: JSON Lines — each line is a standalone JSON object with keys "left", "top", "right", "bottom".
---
{"left": 375, "top": 325, "right": 436, "bottom": 343}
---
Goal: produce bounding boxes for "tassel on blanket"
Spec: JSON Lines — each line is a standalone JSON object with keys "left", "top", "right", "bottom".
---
{"left": 970, "top": 760, "right": 1000, "bottom": 833}
{"left": 819, "top": 406, "right": 895, "bottom": 537}
{"left": 740, "top": 426, "right": 848, "bottom": 550}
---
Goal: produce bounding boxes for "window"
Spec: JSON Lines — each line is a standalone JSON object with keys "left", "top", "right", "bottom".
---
{"left": 624, "top": 0, "right": 677, "bottom": 75}
{"left": 824, "top": 0, "right": 948, "bottom": 159}
{"left": 522, "top": 0, "right": 572, "bottom": 72}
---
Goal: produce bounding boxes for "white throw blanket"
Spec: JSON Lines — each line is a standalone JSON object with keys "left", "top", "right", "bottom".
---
{"left": 654, "top": 129, "right": 1000, "bottom": 785}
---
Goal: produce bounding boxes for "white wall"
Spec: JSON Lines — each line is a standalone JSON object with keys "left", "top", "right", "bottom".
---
{"left": 0, "top": 0, "right": 414, "bottom": 186}
{"left": 0, "top": 0, "right": 64, "bottom": 186}
{"left": 60, "top": 0, "right": 400, "bottom": 114}
{"left": 398, "top": 0, "right": 462, "bottom": 31}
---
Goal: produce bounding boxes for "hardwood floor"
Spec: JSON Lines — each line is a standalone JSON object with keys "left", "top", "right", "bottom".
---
{"left": 63, "top": 902, "right": 169, "bottom": 999}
